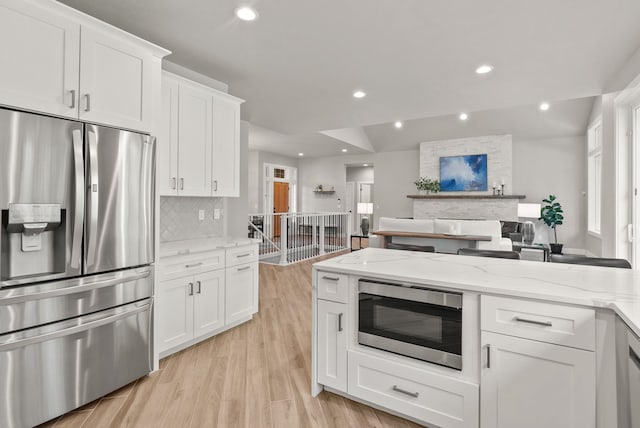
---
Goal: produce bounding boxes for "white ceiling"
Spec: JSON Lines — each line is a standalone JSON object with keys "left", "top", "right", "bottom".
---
{"left": 58, "top": 0, "right": 640, "bottom": 137}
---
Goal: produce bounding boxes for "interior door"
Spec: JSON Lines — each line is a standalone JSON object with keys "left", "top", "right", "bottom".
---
{"left": 84, "top": 125, "right": 155, "bottom": 274}
{"left": 273, "top": 182, "right": 289, "bottom": 238}
{"left": 346, "top": 182, "right": 355, "bottom": 233}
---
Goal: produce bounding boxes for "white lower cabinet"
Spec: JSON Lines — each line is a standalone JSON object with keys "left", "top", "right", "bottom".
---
{"left": 193, "top": 269, "right": 225, "bottom": 337}
{"left": 480, "top": 331, "right": 595, "bottom": 428}
{"left": 317, "top": 300, "right": 347, "bottom": 391}
{"left": 157, "top": 276, "right": 193, "bottom": 352}
{"left": 348, "top": 351, "right": 479, "bottom": 428}
{"left": 225, "top": 261, "right": 259, "bottom": 325}
{"left": 157, "top": 270, "right": 224, "bottom": 355}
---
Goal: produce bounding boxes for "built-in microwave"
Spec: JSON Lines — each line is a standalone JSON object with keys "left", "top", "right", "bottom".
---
{"left": 358, "top": 279, "right": 463, "bottom": 370}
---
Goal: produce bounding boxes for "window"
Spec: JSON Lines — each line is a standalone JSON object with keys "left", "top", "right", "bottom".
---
{"left": 588, "top": 119, "right": 602, "bottom": 234}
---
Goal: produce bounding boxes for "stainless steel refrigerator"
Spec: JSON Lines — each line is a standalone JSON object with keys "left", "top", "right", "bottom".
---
{"left": 0, "top": 108, "right": 155, "bottom": 428}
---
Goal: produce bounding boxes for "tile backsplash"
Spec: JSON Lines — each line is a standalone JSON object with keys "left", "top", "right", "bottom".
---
{"left": 160, "top": 196, "right": 225, "bottom": 242}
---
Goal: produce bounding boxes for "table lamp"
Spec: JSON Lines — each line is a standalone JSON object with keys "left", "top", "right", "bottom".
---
{"left": 357, "top": 202, "right": 374, "bottom": 236}
{"left": 517, "top": 203, "right": 541, "bottom": 245}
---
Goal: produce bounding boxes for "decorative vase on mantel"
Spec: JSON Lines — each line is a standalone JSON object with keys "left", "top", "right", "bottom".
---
{"left": 419, "top": 189, "right": 430, "bottom": 196}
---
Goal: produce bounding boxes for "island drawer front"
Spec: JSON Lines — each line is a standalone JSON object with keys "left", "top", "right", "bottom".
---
{"left": 317, "top": 272, "right": 348, "bottom": 303}
{"left": 348, "top": 351, "right": 479, "bottom": 428}
{"left": 159, "top": 249, "right": 226, "bottom": 281}
{"left": 481, "top": 296, "right": 596, "bottom": 351}
{"left": 226, "top": 245, "right": 259, "bottom": 268}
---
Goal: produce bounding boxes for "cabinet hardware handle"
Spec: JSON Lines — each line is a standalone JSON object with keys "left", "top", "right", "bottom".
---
{"left": 237, "top": 253, "right": 251, "bottom": 258}
{"left": 196, "top": 281, "right": 202, "bottom": 294}
{"left": 213, "top": 180, "right": 218, "bottom": 191}
{"left": 185, "top": 262, "right": 203, "bottom": 268}
{"left": 338, "top": 313, "right": 343, "bottom": 332}
{"left": 513, "top": 316, "right": 553, "bottom": 327}
{"left": 237, "top": 266, "right": 250, "bottom": 272}
{"left": 188, "top": 282, "right": 194, "bottom": 296}
{"left": 630, "top": 347, "right": 640, "bottom": 370}
{"left": 322, "top": 276, "right": 339, "bottom": 281}
{"left": 68, "top": 89, "right": 76, "bottom": 109}
{"left": 486, "top": 345, "right": 491, "bottom": 368}
{"left": 84, "top": 94, "right": 91, "bottom": 112}
{"left": 180, "top": 178, "right": 184, "bottom": 190}
{"left": 392, "top": 385, "right": 419, "bottom": 398}
{"left": 172, "top": 177, "right": 177, "bottom": 190}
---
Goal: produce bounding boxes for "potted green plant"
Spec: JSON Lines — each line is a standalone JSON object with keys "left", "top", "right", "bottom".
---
{"left": 540, "top": 194, "right": 564, "bottom": 254}
{"left": 414, "top": 177, "right": 441, "bottom": 194}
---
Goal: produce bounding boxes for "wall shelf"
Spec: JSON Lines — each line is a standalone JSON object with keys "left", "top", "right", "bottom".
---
{"left": 314, "top": 190, "right": 336, "bottom": 194}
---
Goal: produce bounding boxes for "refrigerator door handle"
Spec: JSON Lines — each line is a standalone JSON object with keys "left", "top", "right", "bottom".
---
{"left": 86, "top": 129, "right": 99, "bottom": 268}
{"left": 70, "top": 129, "right": 85, "bottom": 269}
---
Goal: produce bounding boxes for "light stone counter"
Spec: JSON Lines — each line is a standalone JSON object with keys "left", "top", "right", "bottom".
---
{"left": 159, "top": 236, "right": 260, "bottom": 259}
{"left": 314, "top": 247, "right": 640, "bottom": 337}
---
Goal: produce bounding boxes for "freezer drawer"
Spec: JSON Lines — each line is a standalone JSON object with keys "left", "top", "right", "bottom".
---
{"left": 0, "top": 298, "right": 153, "bottom": 428}
{"left": 0, "top": 266, "right": 153, "bottom": 334}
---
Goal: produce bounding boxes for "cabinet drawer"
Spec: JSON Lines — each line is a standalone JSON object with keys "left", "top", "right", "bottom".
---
{"left": 481, "top": 296, "right": 595, "bottom": 351}
{"left": 158, "top": 249, "right": 225, "bottom": 281}
{"left": 226, "top": 245, "right": 258, "bottom": 268}
{"left": 316, "top": 272, "right": 348, "bottom": 303}
{"left": 348, "top": 351, "right": 479, "bottom": 428}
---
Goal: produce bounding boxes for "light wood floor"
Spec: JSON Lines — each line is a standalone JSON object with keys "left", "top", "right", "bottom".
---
{"left": 38, "top": 252, "right": 423, "bottom": 428}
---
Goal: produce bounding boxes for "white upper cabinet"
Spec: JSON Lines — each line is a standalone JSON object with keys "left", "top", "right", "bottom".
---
{"left": 177, "top": 81, "right": 213, "bottom": 196}
{"left": 0, "top": 0, "right": 80, "bottom": 118}
{"left": 158, "top": 77, "right": 179, "bottom": 195}
{"left": 0, "top": 0, "right": 169, "bottom": 132}
{"left": 211, "top": 94, "right": 242, "bottom": 197}
{"left": 158, "top": 71, "right": 243, "bottom": 198}
{"left": 79, "top": 26, "right": 153, "bottom": 132}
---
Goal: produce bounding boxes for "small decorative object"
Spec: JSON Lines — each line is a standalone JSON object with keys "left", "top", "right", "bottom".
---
{"left": 316, "top": 184, "right": 323, "bottom": 191}
{"left": 540, "top": 195, "right": 564, "bottom": 254}
{"left": 357, "top": 202, "right": 373, "bottom": 236}
{"left": 440, "top": 154, "right": 488, "bottom": 191}
{"left": 414, "top": 177, "right": 441, "bottom": 194}
{"left": 517, "top": 203, "right": 541, "bottom": 245}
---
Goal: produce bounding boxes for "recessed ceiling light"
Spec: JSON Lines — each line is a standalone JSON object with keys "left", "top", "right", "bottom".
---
{"left": 363, "top": 163, "right": 369, "bottom": 167}
{"left": 459, "top": 113, "right": 469, "bottom": 121}
{"left": 475, "top": 64, "right": 494, "bottom": 74}
{"left": 394, "top": 121, "right": 403, "bottom": 129}
{"left": 298, "top": 152, "right": 304, "bottom": 157}
{"left": 539, "top": 102, "right": 550, "bottom": 111}
{"left": 235, "top": 6, "right": 258, "bottom": 21}
{"left": 341, "top": 149, "right": 348, "bottom": 153}
{"left": 353, "top": 90, "right": 366, "bottom": 99}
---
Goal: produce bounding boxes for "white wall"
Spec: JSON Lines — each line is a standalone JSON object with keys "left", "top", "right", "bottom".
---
{"left": 346, "top": 166, "right": 374, "bottom": 182}
{"left": 512, "top": 136, "right": 587, "bottom": 251}
{"left": 298, "top": 150, "right": 418, "bottom": 226}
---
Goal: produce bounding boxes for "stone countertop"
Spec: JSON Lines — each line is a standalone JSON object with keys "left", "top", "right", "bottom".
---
{"left": 313, "top": 247, "right": 640, "bottom": 337}
{"left": 159, "top": 236, "right": 260, "bottom": 259}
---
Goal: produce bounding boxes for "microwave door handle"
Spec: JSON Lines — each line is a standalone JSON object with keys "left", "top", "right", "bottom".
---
{"left": 70, "top": 128, "right": 84, "bottom": 269}
{"left": 86, "top": 128, "right": 99, "bottom": 269}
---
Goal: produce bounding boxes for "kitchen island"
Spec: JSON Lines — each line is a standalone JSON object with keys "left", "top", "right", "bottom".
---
{"left": 312, "top": 248, "right": 640, "bottom": 428}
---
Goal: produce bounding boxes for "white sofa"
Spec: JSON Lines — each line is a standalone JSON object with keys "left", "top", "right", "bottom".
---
{"left": 371, "top": 217, "right": 512, "bottom": 252}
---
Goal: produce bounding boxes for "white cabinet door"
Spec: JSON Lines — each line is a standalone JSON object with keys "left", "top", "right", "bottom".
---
{"left": 79, "top": 26, "right": 153, "bottom": 132}
{"left": 177, "top": 82, "right": 212, "bottom": 196}
{"left": 158, "top": 76, "right": 179, "bottom": 195}
{"left": 157, "top": 277, "right": 194, "bottom": 354}
{"left": 225, "top": 262, "right": 258, "bottom": 325}
{"left": 193, "top": 269, "right": 225, "bottom": 337}
{"left": 211, "top": 93, "right": 241, "bottom": 197}
{"left": 0, "top": 0, "right": 80, "bottom": 118}
{"left": 481, "top": 331, "right": 595, "bottom": 428}
{"left": 317, "top": 299, "right": 347, "bottom": 392}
